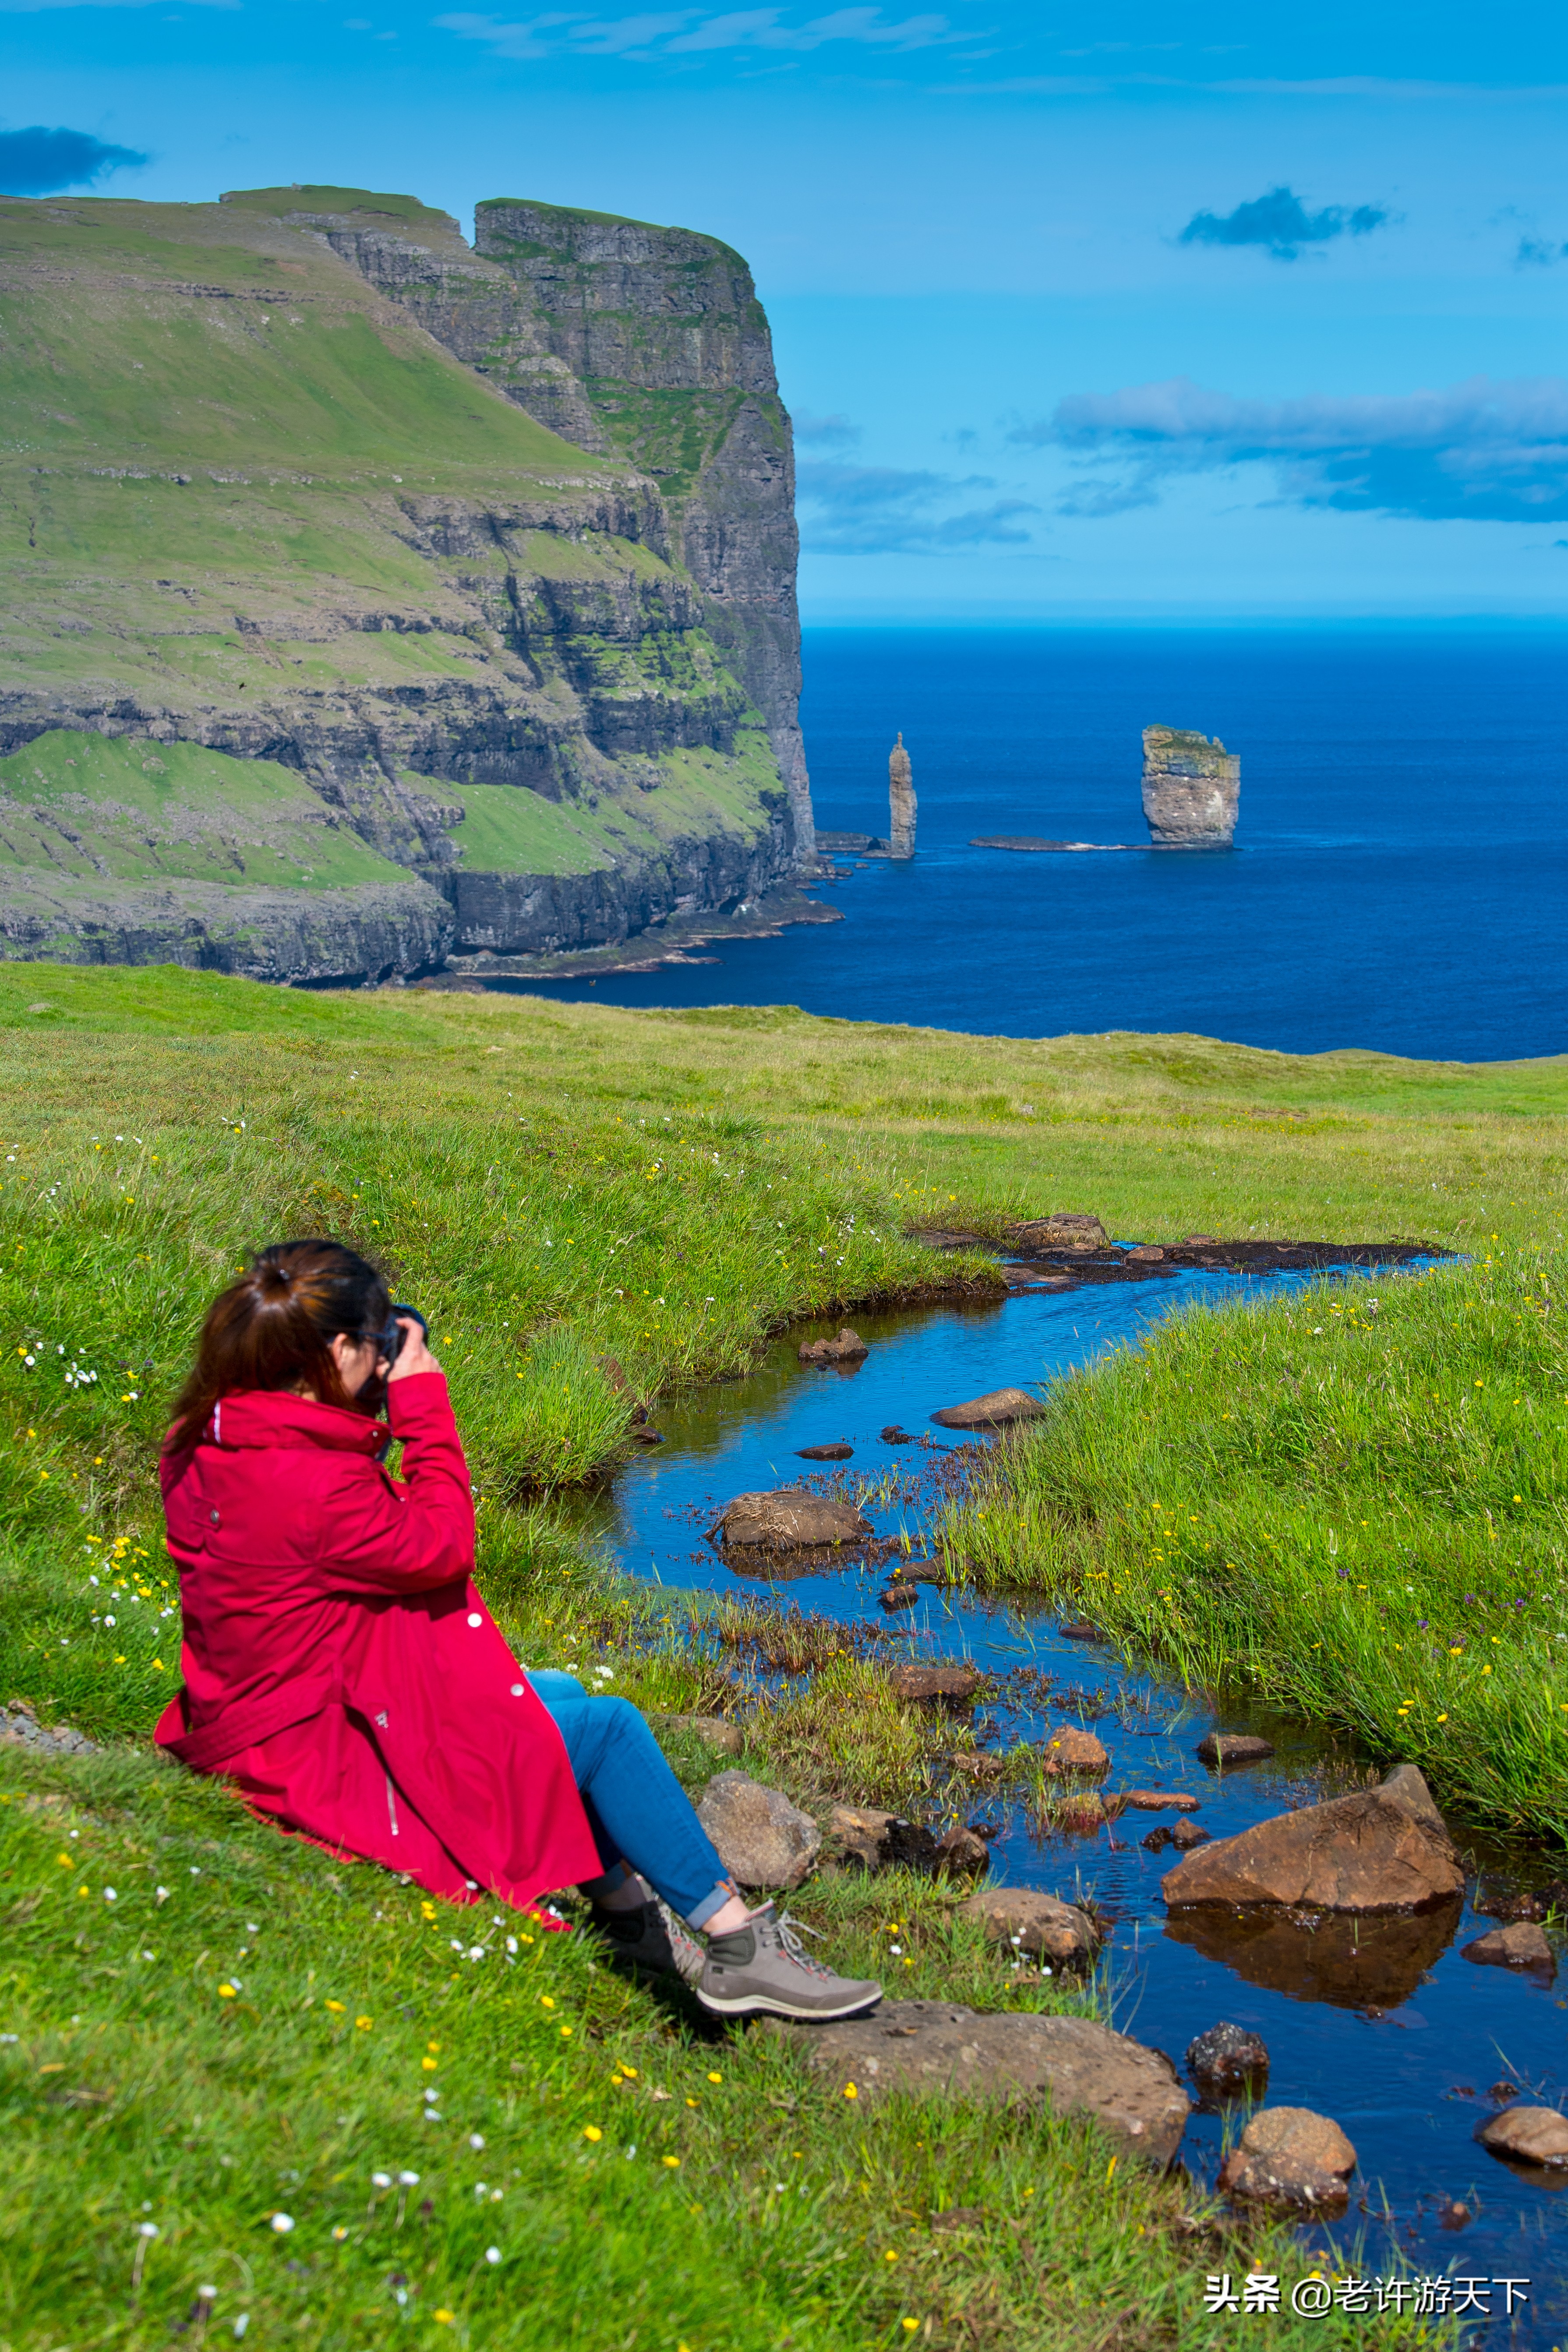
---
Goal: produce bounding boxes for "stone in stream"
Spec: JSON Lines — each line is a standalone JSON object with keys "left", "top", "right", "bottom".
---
{"left": 879, "top": 1424, "right": 917, "bottom": 1444}
{"left": 761, "top": 2002, "right": 1189, "bottom": 2164}
{"left": 1009, "top": 1212, "right": 1111, "bottom": 1254}
{"left": 698, "top": 1772, "right": 821, "bottom": 1889}
{"left": 1169, "top": 1819, "right": 1210, "bottom": 1851}
{"left": 1039, "top": 1726, "right": 1110, "bottom": 1777}
{"left": 1217, "top": 2107, "right": 1356, "bottom": 2212}
{"left": 709, "top": 1489, "right": 873, "bottom": 1551}
{"left": 1126, "top": 1244, "right": 1166, "bottom": 1263}
{"left": 933, "top": 1825, "right": 991, "bottom": 1875}
{"left": 958, "top": 1888, "right": 1100, "bottom": 1968}
{"left": 1186, "top": 2023, "right": 1270, "bottom": 2102}
{"left": 798, "top": 1327, "right": 868, "bottom": 1366}
{"left": 1195, "top": 1731, "right": 1275, "bottom": 1767}
{"left": 1165, "top": 1896, "right": 1463, "bottom": 2012}
{"left": 1476, "top": 2106, "right": 1568, "bottom": 2170}
{"left": 796, "top": 1441, "right": 852, "bottom": 1461}
{"left": 1121, "top": 1789, "right": 1200, "bottom": 1812}
{"left": 931, "top": 1388, "right": 1046, "bottom": 1430}
{"left": 879, "top": 1582, "right": 919, "bottom": 1611}
{"left": 1162, "top": 1762, "right": 1462, "bottom": 1912}
{"left": 890, "top": 1662, "right": 982, "bottom": 1706}
{"left": 651, "top": 1712, "right": 745, "bottom": 1758}
{"left": 1463, "top": 1921, "right": 1556, "bottom": 1978}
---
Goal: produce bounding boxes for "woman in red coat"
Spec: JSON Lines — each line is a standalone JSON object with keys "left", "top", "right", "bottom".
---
{"left": 157, "top": 1240, "right": 879, "bottom": 2023}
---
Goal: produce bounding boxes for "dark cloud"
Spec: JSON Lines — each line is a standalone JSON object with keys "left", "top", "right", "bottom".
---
{"left": 1179, "top": 185, "right": 1392, "bottom": 261}
{"left": 793, "top": 412, "right": 862, "bottom": 447}
{"left": 0, "top": 127, "right": 149, "bottom": 196}
{"left": 1018, "top": 375, "right": 1568, "bottom": 526}
{"left": 796, "top": 460, "right": 1038, "bottom": 553}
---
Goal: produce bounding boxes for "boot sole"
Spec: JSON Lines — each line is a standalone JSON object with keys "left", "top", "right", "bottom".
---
{"left": 695, "top": 1986, "right": 882, "bottom": 2021}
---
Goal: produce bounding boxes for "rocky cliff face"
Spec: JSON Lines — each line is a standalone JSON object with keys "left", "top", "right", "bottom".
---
{"left": 0, "top": 185, "right": 811, "bottom": 982}
{"left": 1141, "top": 726, "right": 1240, "bottom": 848}
{"left": 286, "top": 190, "right": 813, "bottom": 860}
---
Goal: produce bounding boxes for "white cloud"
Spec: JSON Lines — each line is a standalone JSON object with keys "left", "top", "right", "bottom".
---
{"left": 436, "top": 4, "right": 960, "bottom": 62}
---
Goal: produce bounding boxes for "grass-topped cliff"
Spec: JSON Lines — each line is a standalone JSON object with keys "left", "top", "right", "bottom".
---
{"left": 3, "top": 968, "right": 1515, "bottom": 2348}
{"left": 0, "top": 187, "right": 807, "bottom": 980}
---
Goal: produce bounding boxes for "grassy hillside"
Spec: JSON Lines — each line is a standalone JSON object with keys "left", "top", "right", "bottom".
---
{"left": 0, "top": 964, "right": 1469, "bottom": 2349}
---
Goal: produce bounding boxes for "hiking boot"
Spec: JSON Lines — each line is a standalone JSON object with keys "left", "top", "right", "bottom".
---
{"left": 589, "top": 1886, "right": 706, "bottom": 1987}
{"left": 696, "top": 1904, "right": 882, "bottom": 2021}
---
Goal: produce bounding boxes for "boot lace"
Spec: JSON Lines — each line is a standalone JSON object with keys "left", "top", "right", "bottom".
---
{"left": 771, "top": 1911, "right": 837, "bottom": 1980}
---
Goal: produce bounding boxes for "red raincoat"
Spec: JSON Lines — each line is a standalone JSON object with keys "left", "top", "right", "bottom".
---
{"left": 155, "top": 1372, "right": 600, "bottom": 1907}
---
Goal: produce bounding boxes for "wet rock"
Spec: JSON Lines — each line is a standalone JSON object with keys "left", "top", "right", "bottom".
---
{"left": 1169, "top": 1819, "right": 1210, "bottom": 1851}
{"left": 1379, "top": 1762, "right": 1448, "bottom": 1837}
{"left": 1039, "top": 1726, "right": 1109, "bottom": 1777}
{"left": 0, "top": 1702, "right": 95, "bottom": 1756}
{"left": 1476, "top": 1889, "right": 1547, "bottom": 1922}
{"left": 629, "top": 1426, "right": 665, "bottom": 1444}
{"left": 947, "top": 1749, "right": 1006, "bottom": 1781}
{"left": 798, "top": 1327, "right": 868, "bottom": 1366}
{"left": 958, "top": 1888, "right": 1100, "bottom": 1967}
{"left": 1122, "top": 1789, "right": 1199, "bottom": 1812}
{"left": 1126, "top": 1245, "right": 1166, "bottom": 1263}
{"left": 709, "top": 1488, "right": 873, "bottom": 1551}
{"left": 1463, "top": 1921, "right": 1555, "bottom": 1978}
{"left": 1142, "top": 1826, "right": 1174, "bottom": 1853}
{"left": 1164, "top": 1898, "right": 1463, "bottom": 2011}
{"left": 1010, "top": 1212, "right": 1111, "bottom": 1254}
{"left": 879, "top": 1425, "right": 917, "bottom": 1444}
{"left": 829, "top": 1804, "right": 897, "bottom": 1870}
{"left": 763, "top": 2002, "right": 1188, "bottom": 2164}
{"left": 1187, "top": 2023, "right": 1270, "bottom": 2101}
{"left": 1489, "top": 2080, "right": 1519, "bottom": 2103}
{"left": 1437, "top": 2197, "right": 1473, "bottom": 2231}
{"left": 652, "top": 1712, "right": 745, "bottom": 1758}
{"left": 931, "top": 1387, "right": 1046, "bottom": 1430}
{"left": 1195, "top": 1732, "right": 1275, "bottom": 1767}
{"left": 697, "top": 1771, "right": 821, "bottom": 1890}
{"left": 1059, "top": 1619, "right": 1105, "bottom": 1643}
{"left": 879, "top": 1582, "right": 919, "bottom": 1611}
{"left": 890, "top": 1662, "right": 982, "bottom": 1706}
{"left": 796, "top": 1442, "right": 853, "bottom": 1461}
{"left": 1476, "top": 2106, "right": 1568, "bottom": 2169}
{"left": 881, "top": 1818, "right": 941, "bottom": 1872}
{"left": 1218, "top": 2107, "right": 1356, "bottom": 2211}
{"left": 934, "top": 1826, "right": 991, "bottom": 1875}
{"left": 1162, "top": 1765, "right": 1462, "bottom": 1913}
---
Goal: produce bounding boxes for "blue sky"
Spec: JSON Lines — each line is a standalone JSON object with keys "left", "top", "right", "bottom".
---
{"left": 6, "top": 0, "right": 1568, "bottom": 616}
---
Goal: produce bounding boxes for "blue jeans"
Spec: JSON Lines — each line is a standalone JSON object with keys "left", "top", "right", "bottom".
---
{"left": 528, "top": 1672, "right": 734, "bottom": 1929}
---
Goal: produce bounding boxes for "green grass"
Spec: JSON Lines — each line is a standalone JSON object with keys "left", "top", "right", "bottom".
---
{"left": 0, "top": 731, "right": 413, "bottom": 892}
{"left": 943, "top": 1246, "right": 1568, "bottom": 1837}
{"left": 0, "top": 964, "right": 1475, "bottom": 2348}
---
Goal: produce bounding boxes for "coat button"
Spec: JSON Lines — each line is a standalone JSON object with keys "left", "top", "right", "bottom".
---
{"left": 510, "top": 1683, "right": 525, "bottom": 1697}
{"left": 209, "top": 1509, "right": 220, "bottom": 1526}
{"left": 466, "top": 1612, "right": 482, "bottom": 1628}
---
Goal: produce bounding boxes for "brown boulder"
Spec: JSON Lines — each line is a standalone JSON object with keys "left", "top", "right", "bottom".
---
{"left": 1169, "top": 1819, "right": 1210, "bottom": 1851}
{"left": 764, "top": 2002, "right": 1188, "bottom": 2165}
{"left": 697, "top": 1772, "right": 821, "bottom": 1889}
{"left": 1162, "top": 1766, "right": 1462, "bottom": 1913}
{"left": 1187, "top": 2023, "right": 1269, "bottom": 2102}
{"left": 796, "top": 1441, "right": 853, "bottom": 1461}
{"left": 931, "top": 1387, "right": 1046, "bottom": 1430}
{"left": 879, "top": 1582, "right": 919, "bottom": 1611}
{"left": 1126, "top": 1244, "right": 1165, "bottom": 1263}
{"left": 1463, "top": 1921, "right": 1555, "bottom": 1977}
{"left": 709, "top": 1488, "right": 872, "bottom": 1550}
{"left": 1196, "top": 1731, "right": 1275, "bottom": 1767}
{"left": 829, "top": 1803, "right": 897, "bottom": 1869}
{"left": 1122, "top": 1789, "right": 1199, "bottom": 1813}
{"left": 933, "top": 1825, "right": 991, "bottom": 1875}
{"left": 1476, "top": 2106, "right": 1568, "bottom": 2169}
{"left": 1039, "top": 1726, "right": 1109, "bottom": 1777}
{"left": 1011, "top": 1212, "right": 1111, "bottom": 1254}
{"left": 890, "top": 1661, "right": 981, "bottom": 1706}
{"left": 958, "top": 1887, "right": 1100, "bottom": 1967}
{"left": 1218, "top": 2107, "right": 1356, "bottom": 2211}
{"left": 798, "top": 1327, "right": 868, "bottom": 1366}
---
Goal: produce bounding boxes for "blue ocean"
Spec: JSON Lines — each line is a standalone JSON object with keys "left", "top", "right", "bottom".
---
{"left": 523, "top": 626, "right": 1568, "bottom": 1060}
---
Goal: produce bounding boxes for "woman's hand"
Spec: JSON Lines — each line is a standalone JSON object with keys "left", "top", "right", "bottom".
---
{"left": 386, "top": 1316, "right": 441, "bottom": 1384}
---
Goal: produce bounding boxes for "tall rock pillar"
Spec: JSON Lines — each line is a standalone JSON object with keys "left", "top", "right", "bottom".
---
{"left": 1141, "top": 726, "right": 1239, "bottom": 848}
{"left": 888, "top": 733, "right": 916, "bottom": 859}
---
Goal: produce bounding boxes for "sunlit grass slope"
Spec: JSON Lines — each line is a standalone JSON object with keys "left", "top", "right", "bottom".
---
{"left": 0, "top": 961, "right": 1473, "bottom": 2349}
{"left": 944, "top": 1246, "right": 1568, "bottom": 1836}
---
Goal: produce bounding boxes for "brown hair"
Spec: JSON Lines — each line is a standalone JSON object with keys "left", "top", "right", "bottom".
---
{"left": 167, "top": 1238, "right": 392, "bottom": 1447}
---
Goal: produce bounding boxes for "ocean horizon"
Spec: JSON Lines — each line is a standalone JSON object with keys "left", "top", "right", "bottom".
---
{"left": 515, "top": 623, "right": 1568, "bottom": 1064}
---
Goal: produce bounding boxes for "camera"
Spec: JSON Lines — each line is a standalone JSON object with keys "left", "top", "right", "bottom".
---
{"left": 378, "top": 1303, "right": 428, "bottom": 1366}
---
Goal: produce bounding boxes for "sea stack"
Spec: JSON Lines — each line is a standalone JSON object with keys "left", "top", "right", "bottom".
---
{"left": 889, "top": 733, "right": 916, "bottom": 859}
{"left": 1141, "top": 726, "right": 1240, "bottom": 848}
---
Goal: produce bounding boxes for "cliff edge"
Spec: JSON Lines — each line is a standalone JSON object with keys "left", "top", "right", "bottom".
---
{"left": 0, "top": 184, "right": 813, "bottom": 981}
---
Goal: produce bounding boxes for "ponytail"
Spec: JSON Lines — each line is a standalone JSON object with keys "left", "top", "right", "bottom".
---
{"left": 168, "top": 1239, "right": 392, "bottom": 1447}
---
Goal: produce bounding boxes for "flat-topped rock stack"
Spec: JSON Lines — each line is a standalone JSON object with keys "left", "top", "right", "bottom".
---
{"left": 1141, "top": 725, "right": 1240, "bottom": 848}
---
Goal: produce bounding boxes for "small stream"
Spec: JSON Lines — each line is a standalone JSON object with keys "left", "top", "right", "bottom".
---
{"left": 577, "top": 1268, "right": 1567, "bottom": 2339}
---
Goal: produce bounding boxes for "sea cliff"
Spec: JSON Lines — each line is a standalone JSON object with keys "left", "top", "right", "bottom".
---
{"left": 0, "top": 184, "right": 812, "bottom": 980}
